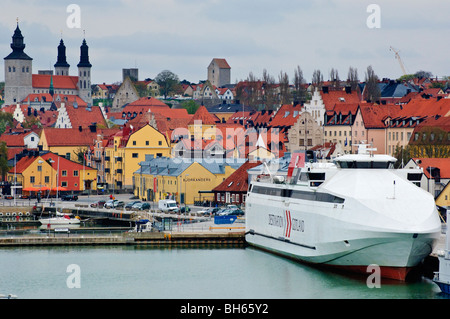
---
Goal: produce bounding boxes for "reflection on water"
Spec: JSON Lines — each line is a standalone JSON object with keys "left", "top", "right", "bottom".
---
{"left": 0, "top": 245, "right": 443, "bottom": 299}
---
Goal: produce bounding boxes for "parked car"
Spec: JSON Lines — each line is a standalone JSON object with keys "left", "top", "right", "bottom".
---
{"left": 198, "top": 207, "right": 221, "bottom": 216}
{"left": 132, "top": 202, "right": 150, "bottom": 211}
{"left": 179, "top": 206, "right": 191, "bottom": 213}
{"left": 62, "top": 194, "right": 78, "bottom": 201}
{"left": 218, "top": 208, "right": 244, "bottom": 216}
{"left": 104, "top": 200, "right": 125, "bottom": 209}
{"left": 90, "top": 200, "right": 106, "bottom": 208}
{"left": 125, "top": 201, "right": 141, "bottom": 210}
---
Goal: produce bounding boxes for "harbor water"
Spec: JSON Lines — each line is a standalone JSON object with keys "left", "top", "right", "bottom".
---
{"left": 0, "top": 245, "right": 446, "bottom": 299}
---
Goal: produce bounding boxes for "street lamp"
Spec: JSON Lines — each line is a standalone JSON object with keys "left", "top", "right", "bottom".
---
{"left": 49, "top": 159, "right": 55, "bottom": 205}
{"left": 38, "top": 160, "right": 43, "bottom": 203}
{"left": 184, "top": 174, "right": 189, "bottom": 214}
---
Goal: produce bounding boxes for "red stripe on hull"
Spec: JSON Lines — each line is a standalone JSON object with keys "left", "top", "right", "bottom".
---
{"left": 328, "top": 265, "right": 412, "bottom": 281}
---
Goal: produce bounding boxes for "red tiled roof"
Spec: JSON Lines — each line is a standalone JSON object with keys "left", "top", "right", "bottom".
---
{"left": 0, "top": 133, "right": 25, "bottom": 147}
{"left": 212, "top": 160, "right": 261, "bottom": 192}
{"left": 212, "top": 58, "right": 231, "bottom": 69}
{"left": 41, "top": 152, "right": 90, "bottom": 172}
{"left": 37, "top": 110, "right": 59, "bottom": 127}
{"left": 22, "top": 94, "right": 87, "bottom": 107}
{"left": 360, "top": 103, "right": 401, "bottom": 129}
{"left": 270, "top": 104, "right": 304, "bottom": 127}
{"left": 398, "top": 97, "right": 450, "bottom": 118}
{"left": 64, "top": 105, "right": 107, "bottom": 128}
{"left": 415, "top": 114, "right": 450, "bottom": 132}
{"left": 412, "top": 158, "right": 450, "bottom": 179}
{"left": 126, "top": 97, "right": 169, "bottom": 108}
{"left": 32, "top": 74, "right": 78, "bottom": 90}
{"left": 7, "top": 148, "right": 26, "bottom": 161}
{"left": 320, "top": 88, "right": 361, "bottom": 111}
{"left": 41, "top": 128, "right": 97, "bottom": 146}
{"left": 8, "top": 155, "right": 36, "bottom": 174}
{"left": 188, "top": 105, "right": 220, "bottom": 125}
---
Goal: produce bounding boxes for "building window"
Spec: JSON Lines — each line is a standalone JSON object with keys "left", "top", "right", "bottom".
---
{"left": 132, "top": 153, "right": 138, "bottom": 158}
{"left": 158, "top": 141, "right": 162, "bottom": 146}
{"left": 45, "top": 176, "right": 50, "bottom": 183}
{"left": 73, "top": 170, "right": 79, "bottom": 177}
{"left": 133, "top": 141, "right": 136, "bottom": 146}
{"left": 30, "top": 176, "right": 35, "bottom": 183}
{"left": 37, "top": 165, "right": 42, "bottom": 172}
{"left": 146, "top": 141, "right": 149, "bottom": 146}
{"left": 62, "top": 181, "right": 67, "bottom": 187}
{"left": 62, "top": 170, "right": 67, "bottom": 177}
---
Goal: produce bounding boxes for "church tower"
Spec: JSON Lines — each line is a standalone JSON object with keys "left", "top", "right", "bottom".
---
{"left": 77, "top": 38, "right": 92, "bottom": 105}
{"left": 54, "top": 39, "right": 70, "bottom": 76}
{"left": 4, "top": 22, "right": 33, "bottom": 105}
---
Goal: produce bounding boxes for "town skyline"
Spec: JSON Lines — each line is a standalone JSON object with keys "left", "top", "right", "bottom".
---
{"left": 1, "top": 1, "right": 450, "bottom": 85}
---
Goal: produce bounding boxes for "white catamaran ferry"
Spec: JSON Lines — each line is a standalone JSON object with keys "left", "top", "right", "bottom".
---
{"left": 245, "top": 144, "right": 441, "bottom": 280}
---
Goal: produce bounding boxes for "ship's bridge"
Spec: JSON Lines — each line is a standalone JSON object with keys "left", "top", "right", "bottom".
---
{"left": 333, "top": 144, "right": 397, "bottom": 169}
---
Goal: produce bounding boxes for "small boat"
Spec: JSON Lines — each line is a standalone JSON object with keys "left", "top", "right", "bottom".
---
{"left": 433, "top": 210, "right": 450, "bottom": 294}
{"left": 130, "top": 219, "right": 153, "bottom": 232}
{"left": 39, "top": 211, "right": 81, "bottom": 227}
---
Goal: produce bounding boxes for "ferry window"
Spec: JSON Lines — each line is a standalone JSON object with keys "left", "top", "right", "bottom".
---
{"left": 356, "top": 161, "right": 370, "bottom": 168}
{"left": 308, "top": 173, "right": 325, "bottom": 180}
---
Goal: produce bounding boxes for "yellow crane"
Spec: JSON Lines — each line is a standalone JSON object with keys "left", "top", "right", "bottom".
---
{"left": 390, "top": 46, "right": 407, "bottom": 75}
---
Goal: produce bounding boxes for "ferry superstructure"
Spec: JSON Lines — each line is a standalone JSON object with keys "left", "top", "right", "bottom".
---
{"left": 245, "top": 145, "right": 442, "bottom": 280}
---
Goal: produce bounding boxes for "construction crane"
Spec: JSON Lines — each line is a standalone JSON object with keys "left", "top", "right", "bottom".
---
{"left": 390, "top": 46, "right": 407, "bottom": 75}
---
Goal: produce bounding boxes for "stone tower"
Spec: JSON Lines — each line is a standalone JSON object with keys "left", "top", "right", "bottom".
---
{"left": 4, "top": 22, "right": 33, "bottom": 105}
{"left": 54, "top": 39, "right": 70, "bottom": 76}
{"left": 77, "top": 38, "right": 92, "bottom": 105}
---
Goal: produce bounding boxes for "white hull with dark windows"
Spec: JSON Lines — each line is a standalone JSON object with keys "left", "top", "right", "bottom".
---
{"left": 245, "top": 144, "right": 441, "bottom": 281}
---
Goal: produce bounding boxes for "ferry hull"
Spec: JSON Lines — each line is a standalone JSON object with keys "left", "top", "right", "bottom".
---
{"left": 245, "top": 231, "right": 437, "bottom": 281}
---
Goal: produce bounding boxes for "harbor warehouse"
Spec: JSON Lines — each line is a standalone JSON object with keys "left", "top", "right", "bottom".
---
{"left": 133, "top": 155, "right": 243, "bottom": 205}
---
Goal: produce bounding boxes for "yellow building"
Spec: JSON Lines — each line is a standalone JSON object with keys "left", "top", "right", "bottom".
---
{"left": 39, "top": 128, "right": 93, "bottom": 161}
{"left": 187, "top": 105, "right": 219, "bottom": 140}
{"left": 105, "top": 124, "right": 171, "bottom": 191}
{"left": 7, "top": 152, "right": 97, "bottom": 194}
{"left": 133, "top": 156, "right": 242, "bottom": 205}
{"left": 8, "top": 155, "right": 55, "bottom": 194}
{"left": 436, "top": 184, "right": 450, "bottom": 209}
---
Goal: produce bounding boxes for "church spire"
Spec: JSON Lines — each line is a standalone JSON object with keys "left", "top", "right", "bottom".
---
{"left": 4, "top": 21, "right": 32, "bottom": 60}
{"left": 77, "top": 37, "right": 91, "bottom": 68}
{"left": 54, "top": 38, "right": 70, "bottom": 68}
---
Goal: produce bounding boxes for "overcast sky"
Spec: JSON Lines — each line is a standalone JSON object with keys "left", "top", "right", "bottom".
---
{"left": 1, "top": 0, "right": 450, "bottom": 85}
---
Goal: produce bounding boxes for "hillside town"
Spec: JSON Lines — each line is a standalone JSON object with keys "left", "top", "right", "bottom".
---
{"left": 0, "top": 23, "right": 449, "bottom": 210}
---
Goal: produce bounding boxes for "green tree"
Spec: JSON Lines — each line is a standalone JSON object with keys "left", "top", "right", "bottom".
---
{"left": 181, "top": 100, "right": 199, "bottom": 114}
{"left": 0, "top": 112, "right": 14, "bottom": 135}
{"left": 293, "top": 65, "right": 308, "bottom": 104}
{"left": 0, "top": 141, "right": 9, "bottom": 180}
{"left": 155, "top": 70, "right": 180, "bottom": 98}
{"left": 363, "top": 65, "right": 381, "bottom": 103}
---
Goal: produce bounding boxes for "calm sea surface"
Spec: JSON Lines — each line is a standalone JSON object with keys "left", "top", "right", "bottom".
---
{"left": 0, "top": 245, "right": 446, "bottom": 299}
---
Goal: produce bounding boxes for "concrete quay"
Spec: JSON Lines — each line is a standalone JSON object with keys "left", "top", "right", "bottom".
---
{"left": 0, "top": 228, "right": 246, "bottom": 247}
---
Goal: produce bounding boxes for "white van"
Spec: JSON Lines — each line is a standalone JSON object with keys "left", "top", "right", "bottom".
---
{"left": 158, "top": 200, "right": 179, "bottom": 213}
